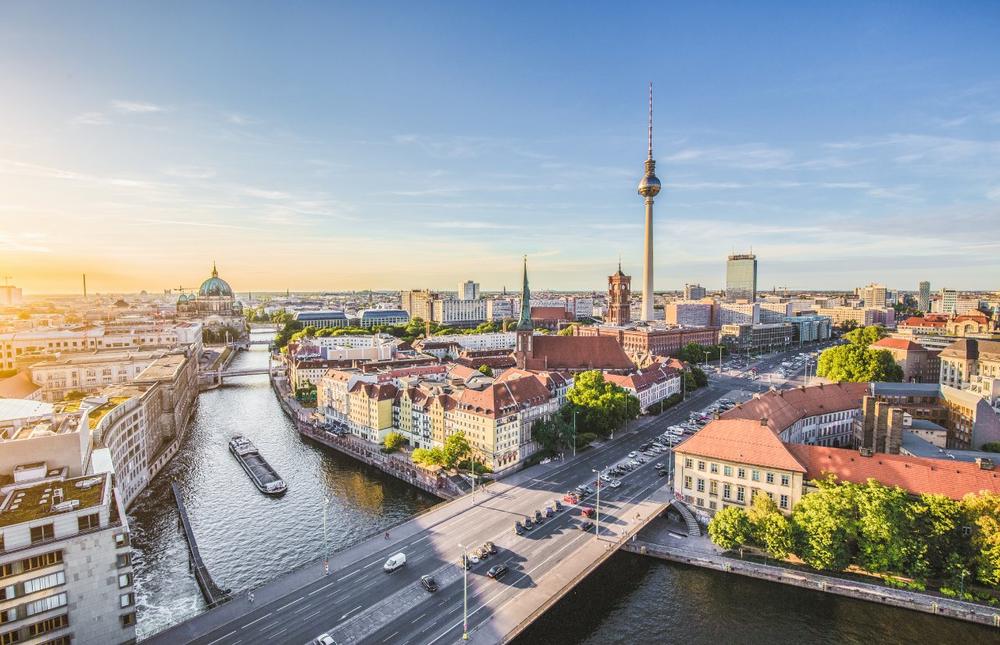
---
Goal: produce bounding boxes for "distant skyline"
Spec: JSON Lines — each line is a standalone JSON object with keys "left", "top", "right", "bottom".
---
{"left": 2, "top": 2, "right": 1000, "bottom": 294}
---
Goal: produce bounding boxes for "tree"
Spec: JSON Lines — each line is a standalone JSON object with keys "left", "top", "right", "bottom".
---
{"left": 684, "top": 372, "right": 698, "bottom": 392}
{"left": 565, "top": 371, "right": 640, "bottom": 438}
{"left": 791, "top": 477, "right": 858, "bottom": 571}
{"left": 980, "top": 442, "right": 1000, "bottom": 453}
{"left": 690, "top": 366, "right": 708, "bottom": 388}
{"left": 477, "top": 364, "right": 493, "bottom": 377}
{"left": 442, "top": 432, "right": 471, "bottom": 468}
{"left": 816, "top": 344, "right": 903, "bottom": 383}
{"left": 910, "top": 493, "right": 967, "bottom": 580}
{"left": 708, "top": 507, "right": 753, "bottom": 551}
{"left": 533, "top": 415, "right": 575, "bottom": 454}
{"left": 558, "top": 324, "right": 578, "bottom": 336}
{"left": 383, "top": 431, "right": 407, "bottom": 452}
{"left": 854, "top": 481, "right": 913, "bottom": 574}
{"left": 843, "top": 325, "right": 887, "bottom": 347}
{"left": 412, "top": 447, "right": 446, "bottom": 467}
{"left": 961, "top": 491, "right": 1000, "bottom": 587}
{"left": 747, "top": 494, "right": 794, "bottom": 559}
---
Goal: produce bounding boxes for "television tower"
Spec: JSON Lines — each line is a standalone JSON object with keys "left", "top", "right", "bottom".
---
{"left": 637, "top": 82, "right": 661, "bottom": 322}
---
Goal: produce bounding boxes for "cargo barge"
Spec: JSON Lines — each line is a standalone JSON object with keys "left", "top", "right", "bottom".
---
{"left": 228, "top": 435, "right": 287, "bottom": 495}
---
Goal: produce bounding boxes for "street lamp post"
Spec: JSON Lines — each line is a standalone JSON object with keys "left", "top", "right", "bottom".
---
{"left": 322, "top": 496, "right": 330, "bottom": 575}
{"left": 572, "top": 410, "right": 578, "bottom": 458}
{"left": 458, "top": 543, "right": 469, "bottom": 640}
{"left": 591, "top": 468, "right": 601, "bottom": 540}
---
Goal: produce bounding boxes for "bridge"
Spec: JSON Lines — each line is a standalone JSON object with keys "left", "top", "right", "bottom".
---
{"left": 146, "top": 381, "right": 732, "bottom": 645}
{"left": 199, "top": 365, "right": 284, "bottom": 385}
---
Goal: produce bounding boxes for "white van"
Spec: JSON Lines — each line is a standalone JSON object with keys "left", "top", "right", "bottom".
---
{"left": 383, "top": 552, "right": 406, "bottom": 572}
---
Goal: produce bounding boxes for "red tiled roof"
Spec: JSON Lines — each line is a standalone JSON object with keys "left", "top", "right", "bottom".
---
{"left": 787, "top": 444, "right": 1000, "bottom": 500}
{"left": 605, "top": 362, "right": 678, "bottom": 393}
{"left": 900, "top": 316, "right": 945, "bottom": 328}
{"left": 349, "top": 381, "right": 398, "bottom": 400}
{"left": 525, "top": 336, "right": 634, "bottom": 371}
{"left": 676, "top": 419, "right": 806, "bottom": 472}
{"left": 455, "top": 375, "right": 551, "bottom": 418}
{"left": 872, "top": 338, "right": 924, "bottom": 352}
{"left": 722, "top": 382, "right": 868, "bottom": 434}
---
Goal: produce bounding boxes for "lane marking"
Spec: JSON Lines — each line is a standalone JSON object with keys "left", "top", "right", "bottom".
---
{"left": 277, "top": 596, "right": 304, "bottom": 611}
{"left": 308, "top": 580, "right": 336, "bottom": 596}
{"left": 363, "top": 559, "right": 381, "bottom": 569}
{"left": 241, "top": 612, "right": 271, "bottom": 628}
{"left": 382, "top": 631, "right": 399, "bottom": 643}
{"left": 410, "top": 612, "right": 427, "bottom": 624}
{"left": 337, "top": 569, "right": 360, "bottom": 581}
{"left": 206, "top": 630, "right": 237, "bottom": 645}
{"left": 341, "top": 604, "right": 363, "bottom": 619}
{"left": 303, "top": 608, "right": 323, "bottom": 620}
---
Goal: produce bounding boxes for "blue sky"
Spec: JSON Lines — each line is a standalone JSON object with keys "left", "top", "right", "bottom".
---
{"left": 1, "top": 1, "right": 999, "bottom": 294}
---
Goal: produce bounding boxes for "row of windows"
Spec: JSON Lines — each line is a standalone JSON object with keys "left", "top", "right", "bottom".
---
{"left": 0, "top": 552, "right": 62, "bottom": 581}
{"left": 0, "top": 613, "right": 69, "bottom": 645}
{"left": 684, "top": 479, "right": 791, "bottom": 511}
{"left": 685, "top": 458, "right": 791, "bottom": 486}
{"left": 1, "top": 571, "right": 66, "bottom": 602}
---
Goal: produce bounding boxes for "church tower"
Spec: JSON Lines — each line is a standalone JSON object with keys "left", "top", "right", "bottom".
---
{"left": 608, "top": 260, "right": 631, "bottom": 326}
{"left": 514, "top": 257, "right": 533, "bottom": 369}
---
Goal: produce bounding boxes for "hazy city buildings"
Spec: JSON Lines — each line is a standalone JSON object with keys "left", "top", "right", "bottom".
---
{"left": 0, "top": 285, "right": 23, "bottom": 306}
{"left": 918, "top": 280, "right": 931, "bottom": 312}
{"left": 859, "top": 283, "right": 888, "bottom": 309}
{"left": 458, "top": 281, "right": 480, "bottom": 301}
{"left": 683, "top": 284, "right": 706, "bottom": 300}
{"left": 725, "top": 253, "right": 758, "bottom": 302}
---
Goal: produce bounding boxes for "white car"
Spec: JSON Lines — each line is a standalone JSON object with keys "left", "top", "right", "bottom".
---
{"left": 628, "top": 451, "right": 637, "bottom": 458}
{"left": 468, "top": 552, "right": 480, "bottom": 564}
{"left": 610, "top": 479, "right": 622, "bottom": 488}
{"left": 313, "top": 634, "right": 337, "bottom": 645}
{"left": 540, "top": 457, "right": 551, "bottom": 465}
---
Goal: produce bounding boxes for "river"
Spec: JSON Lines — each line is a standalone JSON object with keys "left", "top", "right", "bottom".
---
{"left": 129, "top": 333, "right": 994, "bottom": 643}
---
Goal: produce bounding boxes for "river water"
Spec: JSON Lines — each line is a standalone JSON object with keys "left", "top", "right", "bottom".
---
{"left": 130, "top": 333, "right": 993, "bottom": 643}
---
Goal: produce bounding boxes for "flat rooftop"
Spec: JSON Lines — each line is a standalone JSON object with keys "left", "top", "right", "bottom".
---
{"left": 0, "top": 472, "right": 109, "bottom": 528}
{"left": 29, "top": 347, "right": 169, "bottom": 368}
{"left": 134, "top": 352, "right": 188, "bottom": 382}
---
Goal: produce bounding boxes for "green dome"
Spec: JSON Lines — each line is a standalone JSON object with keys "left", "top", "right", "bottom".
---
{"left": 198, "top": 263, "right": 233, "bottom": 297}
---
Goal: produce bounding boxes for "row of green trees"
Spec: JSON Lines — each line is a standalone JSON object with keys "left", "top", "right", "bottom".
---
{"left": 202, "top": 324, "right": 247, "bottom": 345}
{"left": 412, "top": 432, "right": 471, "bottom": 469}
{"left": 677, "top": 342, "right": 728, "bottom": 366}
{"left": 708, "top": 477, "right": 1000, "bottom": 591}
{"left": 530, "top": 371, "right": 641, "bottom": 454}
{"left": 816, "top": 325, "right": 903, "bottom": 382}
{"left": 274, "top": 316, "right": 515, "bottom": 350}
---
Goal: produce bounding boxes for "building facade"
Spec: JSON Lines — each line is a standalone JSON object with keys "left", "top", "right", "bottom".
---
{"left": 606, "top": 265, "right": 631, "bottom": 327}
{"left": 918, "top": 281, "right": 930, "bottom": 312}
{"left": 683, "top": 284, "right": 706, "bottom": 300}
{"left": 725, "top": 253, "right": 757, "bottom": 302}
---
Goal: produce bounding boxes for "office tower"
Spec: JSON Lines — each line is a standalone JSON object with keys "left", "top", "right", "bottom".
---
{"left": 860, "top": 283, "right": 888, "bottom": 309}
{"left": 725, "top": 253, "right": 758, "bottom": 302}
{"left": 458, "top": 280, "right": 480, "bottom": 300}
{"left": 683, "top": 283, "right": 706, "bottom": 300}
{"left": 918, "top": 281, "right": 930, "bottom": 312}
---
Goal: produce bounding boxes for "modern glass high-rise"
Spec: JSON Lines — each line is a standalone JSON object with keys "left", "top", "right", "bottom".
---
{"left": 726, "top": 254, "right": 757, "bottom": 302}
{"left": 918, "top": 281, "right": 930, "bottom": 312}
{"left": 458, "top": 280, "right": 480, "bottom": 300}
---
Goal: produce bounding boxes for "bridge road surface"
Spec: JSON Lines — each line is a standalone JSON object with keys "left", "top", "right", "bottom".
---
{"left": 147, "top": 381, "right": 731, "bottom": 645}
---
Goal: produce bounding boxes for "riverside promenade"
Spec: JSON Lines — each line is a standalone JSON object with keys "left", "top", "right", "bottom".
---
{"left": 626, "top": 515, "right": 1000, "bottom": 629}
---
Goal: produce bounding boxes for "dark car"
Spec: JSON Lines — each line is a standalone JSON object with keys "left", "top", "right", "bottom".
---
{"left": 514, "top": 521, "right": 524, "bottom": 535}
{"left": 420, "top": 575, "right": 438, "bottom": 592}
{"left": 534, "top": 510, "right": 543, "bottom": 523}
{"left": 524, "top": 517, "right": 534, "bottom": 530}
{"left": 554, "top": 500, "right": 563, "bottom": 511}
{"left": 487, "top": 564, "right": 508, "bottom": 580}
{"left": 484, "top": 541, "right": 497, "bottom": 555}
{"left": 463, "top": 554, "right": 473, "bottom": 569}
{"left": 657, "top": 469, "right": 669, "bottom": 477}
{"left": 545, "top": 506, "right": 554, "bottom": 518}
{"left": 580, "top": 521, "right": 594, "bottom": 532}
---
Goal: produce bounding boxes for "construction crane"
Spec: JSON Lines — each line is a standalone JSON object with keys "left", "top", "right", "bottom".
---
{"left": 1, "top": 275, "right": 11, "bottom": 286}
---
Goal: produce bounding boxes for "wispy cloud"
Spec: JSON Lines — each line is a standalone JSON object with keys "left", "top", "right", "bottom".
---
{"left": 111, "top": 100, "right": 167, "bottom": 114}
{"left": 164, "top": 165, "right": 216, "bottom": 179}
{"left": 425, "top": 220, "right": 518, "bottom": 230}
{"left": 662, "top": 144, "right": 794, "bottom": 169}
{"left": 70, "top": 112, "right": 110, "bottom": 126}
{"left": 226, "top": 112, "right": 257, "bottom": 126}
{"left": 0, "top": 230, "right": 51, "bottom": 253}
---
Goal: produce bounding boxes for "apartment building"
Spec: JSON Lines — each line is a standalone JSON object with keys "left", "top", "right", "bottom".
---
{"left": 939, "top": 338, "right": 1000, "bottom": 405}
{"left": 27, "top": 349, "right": 173, "bottom": 402}
{"left": 432, "top": 299, "right": 487, "bottom": 327}
{"left": 0, "top": 471, "right": 136, "bottom": 644}
{"left": 604, "top": 361, "right": 681, "bottom": 412}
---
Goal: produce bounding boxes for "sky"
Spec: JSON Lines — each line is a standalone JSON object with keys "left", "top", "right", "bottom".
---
{"left": 1, "top": 2, "right": 999, "bottom": 295}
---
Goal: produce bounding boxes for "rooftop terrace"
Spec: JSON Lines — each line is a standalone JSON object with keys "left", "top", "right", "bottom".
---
{"left": 0, "top": 472, "right": 109, "bottom": 528}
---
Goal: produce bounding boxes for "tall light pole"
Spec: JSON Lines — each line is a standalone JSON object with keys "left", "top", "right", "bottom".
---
{"left": 591, "top": 468, "right": 601, "bottom": 540}
{"left": 322, "top": 496, "right": 330, "bottom": 575}
{"left": 458, "top": 543, "right": 469, "bottom": 640}
{"left": 572, "top": 409, "right": 578, "bottom": 458}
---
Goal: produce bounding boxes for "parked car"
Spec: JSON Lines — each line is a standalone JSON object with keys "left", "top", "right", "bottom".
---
{"left": 514, "top": 521, "right": 524, "bottom": 536}
{"left": 468, "top": 552, "right": 480, "bottom": 564}
{"left": 610, "top": 479, "right": 622, "bottom": 488}
{"left": 484, "top": 541, "right": 497, "bottom": 555}
{"left": 545, "top": 506, "right": 554, "bottom": 518}
{"left": 524, "top": 517, "right": 534, "bottom": 530}
{"left": 312, "top": 634, "right": 337, "bottom": 645}
{"left": 628, "top": 451, "right": 637, "bottom": 458}
{"left": 580, "top": 520, "right": 594, "bottom": 531}
{"left": 534, "top": 509, "right": 544, "bottom": 524}
{"left": 420, "top": 575, "right": 438, "bottom": 592}
{"left": 554, "top": 500, "right": 563, "bottom": 511}
{"left": 563, "top": 493, "right": 578, "bottom": 504}
{"left": 463, "top": 553, "right": 473, "bottom": 568}
{"left": 580, "top": 506, "right": 595, "bottom": 518}
{"left": 487, "top": 564, "right": 508, "bottom": 580}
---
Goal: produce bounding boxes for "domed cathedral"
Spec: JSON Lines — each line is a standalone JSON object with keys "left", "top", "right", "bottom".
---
{"left": 177, "top": 262, "right": 243, "bottom": 318}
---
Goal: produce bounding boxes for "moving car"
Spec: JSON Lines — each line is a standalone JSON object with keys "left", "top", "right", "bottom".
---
{"left": 654, "top": 463, "right": 664, "bottom": 469}
{"left": 657, "top": 469, "right": 669, "bottom": 477}
{"left": 383, "top": 552, "right": 406, "bottom": 572}
{"left": 487, "top": 564, "right": 508, "bottom": 580}
{"left": 420, "top": 575, "right": 438, "bottom": 592}
{"left": 312, "top": 634, "right": 337, "bottom": 645}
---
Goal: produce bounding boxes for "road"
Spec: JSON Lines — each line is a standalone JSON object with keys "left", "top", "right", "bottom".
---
{"left": 157, "top": 382, "right": 732, "bottom": 645}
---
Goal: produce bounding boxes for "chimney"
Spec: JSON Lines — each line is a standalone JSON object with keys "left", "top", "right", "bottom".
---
{"left": 976, "top": 457, "right": 994, "bottom": 471}
{"left": 759, "top": 417, "right": 768, "bottom": 427}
